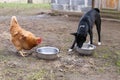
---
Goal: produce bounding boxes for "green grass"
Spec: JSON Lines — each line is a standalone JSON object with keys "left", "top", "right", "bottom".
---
{"left": 115, "top": 51, "right": 120, "bottom": 67}
{"left": 0, "top": 3, "right": 51, "bottom": 9}
{"left": 0, "top": 3, "right": 51, "bottom": 15}
{"left": 27, "top": 69, "right": 47, "bottom": 80}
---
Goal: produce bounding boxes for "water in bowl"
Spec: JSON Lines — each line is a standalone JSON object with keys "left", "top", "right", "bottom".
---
{"left": 37, "top": 47, "right": 59, "bottom": 54}
{"left": 81, "top": 43, "right": 95, "bottom": 50}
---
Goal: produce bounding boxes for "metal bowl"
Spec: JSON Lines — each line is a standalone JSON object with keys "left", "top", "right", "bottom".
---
{"left": 36, "top": 46, "right": 59, "bottom": 60}
{"left": 75, "top": 43, "right": 96, "bottom": 55}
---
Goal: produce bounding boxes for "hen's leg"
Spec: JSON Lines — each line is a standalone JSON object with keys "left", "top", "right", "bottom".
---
{"left": 11, "top": 40, "right": 27, "bottom": 56}
{"left": 19, "top": 50, "right": 27, "bottom": 57}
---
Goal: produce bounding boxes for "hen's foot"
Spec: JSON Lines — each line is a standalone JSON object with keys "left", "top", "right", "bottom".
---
{"left": 19, "top": 51, "right": 31, "bottom": 57}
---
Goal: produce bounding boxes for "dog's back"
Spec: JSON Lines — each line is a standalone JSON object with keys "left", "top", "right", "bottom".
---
{"left": 94, "top": 8, "right": 100, "bottom": 13}
{"left": 78, "top": 8, "right": 100, "bottom": 30}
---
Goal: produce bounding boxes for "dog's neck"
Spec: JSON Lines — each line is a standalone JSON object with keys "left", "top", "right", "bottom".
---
{"left": 77, "top": 24, "right": 88, "bottom": 37}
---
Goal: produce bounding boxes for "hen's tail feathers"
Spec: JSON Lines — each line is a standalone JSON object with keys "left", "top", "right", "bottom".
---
{"left": 10, "top": 16, "right": 18, "bottom": 26}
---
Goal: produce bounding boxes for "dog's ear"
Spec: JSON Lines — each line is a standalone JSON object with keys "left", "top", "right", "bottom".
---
{"left": 70, "top": 33, "right": 77, "bottom": 36}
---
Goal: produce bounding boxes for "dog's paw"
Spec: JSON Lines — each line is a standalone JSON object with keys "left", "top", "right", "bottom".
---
{"left": 68, "top": 49, "right": 73, "bottom": 52}
{"left": 98, "top": 42, "right": 101, "bottom": 45}
{"left": 88, "top": 41, "right": 90, "bottom": 44}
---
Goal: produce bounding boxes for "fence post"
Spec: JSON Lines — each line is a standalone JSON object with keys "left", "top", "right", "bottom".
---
{"left": 92, "top": 0, "right": 95, "bottom": 8}
{"left": 118, "top": 0, "right": 120, "bottom": 11}
{"left": 28, "top": 0, "right": 33, "bottom": 3}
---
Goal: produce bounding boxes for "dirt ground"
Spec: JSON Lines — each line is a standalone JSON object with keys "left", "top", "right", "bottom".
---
{"left": 0, "top": 9, "right": 120, "bottom": 80}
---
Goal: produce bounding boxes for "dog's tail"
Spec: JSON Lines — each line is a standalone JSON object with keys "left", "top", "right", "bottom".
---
{"left": 94, "top": 8, "right": 100, "bottom": 13}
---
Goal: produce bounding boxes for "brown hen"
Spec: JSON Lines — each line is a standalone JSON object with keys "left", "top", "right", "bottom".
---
{"left": 10, "top": 16, "right": 42, "bottom": 57}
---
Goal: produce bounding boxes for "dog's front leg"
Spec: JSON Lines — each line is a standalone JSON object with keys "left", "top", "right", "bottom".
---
{"left": 68, "top": 39, "right": 76, "bottom": 52}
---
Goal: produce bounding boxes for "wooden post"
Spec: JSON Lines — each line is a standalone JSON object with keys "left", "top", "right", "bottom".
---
{"left": 92, "top": 0, "right": 95, "bottom": 8}
{"left": 28, "top": 0, "right": 33, "bottom": 3}
{"left": 118, "top": 0, "right": 120, "bottom": 11}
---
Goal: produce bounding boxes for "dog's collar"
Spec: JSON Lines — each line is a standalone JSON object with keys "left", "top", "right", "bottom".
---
{"left": 80, "top": 25, "right": 85, "bottom": 28}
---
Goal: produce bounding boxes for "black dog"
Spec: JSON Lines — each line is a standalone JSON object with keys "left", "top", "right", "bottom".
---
{"left": 69, "top": 8, "right": 101, "bottom": 52}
